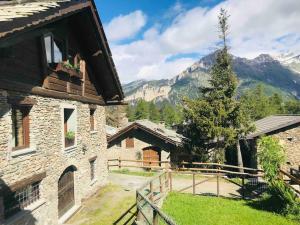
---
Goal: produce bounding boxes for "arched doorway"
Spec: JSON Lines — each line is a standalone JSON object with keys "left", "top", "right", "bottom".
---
{"left": 143, "top": 146, "right": 161, "bottom": 166}
{"left": 58, "top": 166, "right": 76, "bottom": 218}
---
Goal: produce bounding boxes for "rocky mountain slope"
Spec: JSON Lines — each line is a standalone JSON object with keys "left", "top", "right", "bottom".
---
{"left": 123, "top": 52, "right": 300, "bottom": 104}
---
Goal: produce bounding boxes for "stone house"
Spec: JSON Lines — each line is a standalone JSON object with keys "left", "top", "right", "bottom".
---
{"left": 0, "top": 1, "right": 124, "bottom": 224}
{"left": 242, "top": 115, "right": 300, "bottom": 171}
{"left": 107, "top": 120, "right": 183, "bottom": 168}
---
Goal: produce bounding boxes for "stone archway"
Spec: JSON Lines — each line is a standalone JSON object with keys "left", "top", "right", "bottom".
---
{"left": 58, "top": 166, "right": 76, "bottom": 218}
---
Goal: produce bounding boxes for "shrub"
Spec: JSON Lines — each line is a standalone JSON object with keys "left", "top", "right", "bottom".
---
{"left": 65, "top": 131, "right": 75, "bottom": 140}
{"left": 258, "top": 136, "right": 299, "bottom": 218}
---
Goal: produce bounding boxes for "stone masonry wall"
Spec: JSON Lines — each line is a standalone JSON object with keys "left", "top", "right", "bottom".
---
{"left": 271, "top": 126, "right": 300, "bottom": 171}
{"left": 107, "top": 138, "right": 170, "bottom": 170}
{"left": 0, "top": 89, "right": 108, "bottom": 225}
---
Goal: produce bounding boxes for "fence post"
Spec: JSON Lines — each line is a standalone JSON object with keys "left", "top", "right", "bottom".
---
{"left": 169, "top": 172, "right": 173, "bottom": 192}
{"left": 165, "top": 172, "right": 169, "bottom": 189}
{"left": 242, "top": 176, "right": 245, "bottom": 199}
{"left": 159, "top": 175, "right": 163, "bottom": 193}
{"left": 193, "top": 173, "right": 196, "bottom": 195}
{"left": 217, "top": 173, "right": 220, "bottom": 197}
{"left": 182, "top": 160, "right": 185, "bottom": 169}
{"left": 136, "top": 193, "right": 143, "bottom": 222}
{"left": 150, "top": 181, "right": 154, "bottom": 201}
{"left": 118, "top": 157, "right": 121, "bottom": 169}
{"left": 153, "top": 210, "right": 159, "bottom": 225}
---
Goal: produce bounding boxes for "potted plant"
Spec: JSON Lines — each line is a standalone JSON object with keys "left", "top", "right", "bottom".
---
{"left": 56, "top": 60, "right": 82, "bottom": 79}
{"left": 65, "top": 131, "right": 75, "bottom": 147}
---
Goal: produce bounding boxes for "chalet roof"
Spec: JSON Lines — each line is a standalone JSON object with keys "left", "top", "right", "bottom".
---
{"left": 107, "top": 120, "right": 183, "bottom": 147}
{"left": 247, "top": 115, "right": 300, "bottom": 139}
{"left": 105, "top": 125, "right": 118, "bottom": 137}
{"left": 0, "top": 0, "right": 124, "bottom": 103}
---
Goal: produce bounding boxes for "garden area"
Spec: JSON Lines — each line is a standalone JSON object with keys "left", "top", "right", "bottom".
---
{"left": 162, "top": 192, "right": 299, "bottom": 225}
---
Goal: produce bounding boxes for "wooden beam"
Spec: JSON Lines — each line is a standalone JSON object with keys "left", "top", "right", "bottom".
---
{"left": 8, "top": 96, "right": 37, "bottom": 105}
{"left": 0, "top": 79, "right": 105, "bottom": 105}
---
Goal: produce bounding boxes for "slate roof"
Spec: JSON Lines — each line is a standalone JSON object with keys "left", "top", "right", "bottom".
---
{"left": 247, "top": 115, "right": 300, "bottom": 139}
{"left": 107, "top": 119, "right": 183, "bottom": 146}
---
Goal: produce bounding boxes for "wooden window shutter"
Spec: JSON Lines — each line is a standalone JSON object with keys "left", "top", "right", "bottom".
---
{"left": 126, "top": 137, "right": 134, "bottom": 148}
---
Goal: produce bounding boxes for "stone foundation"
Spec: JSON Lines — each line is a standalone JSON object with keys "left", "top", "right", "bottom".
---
{"left": 0, "top": 89, "right": 108, "bottom": 225}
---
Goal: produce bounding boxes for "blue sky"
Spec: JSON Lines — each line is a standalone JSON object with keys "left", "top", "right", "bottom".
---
{"left": 94, "top": 0, "right": 300, "bottom": 83}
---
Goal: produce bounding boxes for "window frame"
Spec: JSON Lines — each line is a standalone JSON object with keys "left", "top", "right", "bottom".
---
{"left": 90, "top": 109, "right": 96, "bottom": 131}
{"left": 89, "top": 159, "right": 96, "bottom": 181}
{"left": 3, "top": 181, "right": 41, "bottom": 219}
{"left": 61, "top": 105, "right": 77, "bottom": 149}
{"left": 43, "top": 33, "right": 66, "bottom": 66}
{"left": 126, "top": 136, "right": 134, "bottom": 149}
{"left": 11, "top": 105, "right": 30, "bottom": 151}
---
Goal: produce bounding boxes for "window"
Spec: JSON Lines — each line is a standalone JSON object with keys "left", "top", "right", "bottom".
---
{"left": 44, "top": 34, "right": 65, "bottom": 65}
{"left": 64, "top": 108, "right": 76, "bottom": 148}
{"left": 90, "top": 109, "right": 96, "bottom": 131}
{"left": 11, "top": 106, "right": 30, "bottom": 150}
{"left": 126, "top": 137, "right": 134, "bottom": 148}
{"left": 90, "top": 159, "right": 96, "bottom": 181}
{"left": 4, "top": 182, "right": 40, "bottom": 219}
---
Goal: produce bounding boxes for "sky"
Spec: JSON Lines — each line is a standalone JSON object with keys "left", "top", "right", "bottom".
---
{"left": 95, "top": 0, "right": 300, "bottom": 84}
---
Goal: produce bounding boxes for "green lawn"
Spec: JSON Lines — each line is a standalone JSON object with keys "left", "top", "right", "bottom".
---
{"left": 162, "top": 192, "right": 299, "bottom": 225}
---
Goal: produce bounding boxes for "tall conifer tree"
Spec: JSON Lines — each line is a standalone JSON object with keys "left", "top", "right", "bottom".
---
{"left": 182, "top": 9, "right": 254, "bottom": 163}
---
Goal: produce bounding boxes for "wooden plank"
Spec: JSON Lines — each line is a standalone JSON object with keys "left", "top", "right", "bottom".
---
{"left": 48, "top": 82, "right": 67, "bottom": 92}
{"left": 8, "top": 96, "right": 37, "bottom": 105}
{"left": 0, "top": 79, "right": 105, "bottom": 105}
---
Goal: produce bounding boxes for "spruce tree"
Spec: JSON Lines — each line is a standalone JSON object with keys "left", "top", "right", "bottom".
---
{"left": 182, "top": 9, "right": 254, "bottom": 164}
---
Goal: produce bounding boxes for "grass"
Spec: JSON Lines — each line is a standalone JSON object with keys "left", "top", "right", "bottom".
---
{"left": 162, "top": 192, "right": 299, "bottom": 225}
{"left": 111, "top": 168, "right": 157, "bottom": 177}
{"left": 67, "top": 184, "right": 136, "bottom": 225}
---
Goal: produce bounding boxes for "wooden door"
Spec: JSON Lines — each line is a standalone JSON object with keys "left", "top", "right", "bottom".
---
{"left": 143, "top": 148, "right": 160, "bottom": 166}
{"left": 58, "top": 167, "right": 75, "bottom": 218}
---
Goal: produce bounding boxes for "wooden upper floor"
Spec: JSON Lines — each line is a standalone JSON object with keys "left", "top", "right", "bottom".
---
{"left": 0, "top": 0, "right": 124, "bottom": 105}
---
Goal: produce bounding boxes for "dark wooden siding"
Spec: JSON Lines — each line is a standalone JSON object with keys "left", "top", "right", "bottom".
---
{"left": 0, "top": 37, "right": 43, "bottom": 86}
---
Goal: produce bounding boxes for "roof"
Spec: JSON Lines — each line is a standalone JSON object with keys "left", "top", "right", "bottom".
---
{"left": 107, "top": 120, "right": 183, "bottom": 147}
{"left": 105, "top": 125, "right": 118, "bottom": 137}
{"left": 247, "top": 115, "right": 300, "bottom": 139}
{"left": 0, "top": 0, "right": 124, "bottom": 103}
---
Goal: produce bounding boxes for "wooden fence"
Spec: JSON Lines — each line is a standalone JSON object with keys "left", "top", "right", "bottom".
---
{"left": 280, "top": 169, "right": 300, "bottom": 196}
{"left": 136, "top": 172, "right": 177, "bottom": 225}
{"left": 107, "top": 158, "right": 170, "bottom": 170}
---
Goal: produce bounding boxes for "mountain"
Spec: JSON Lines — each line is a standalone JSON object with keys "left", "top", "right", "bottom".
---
{"left": 123, "top": 52, "right": 300, "bottom": 104}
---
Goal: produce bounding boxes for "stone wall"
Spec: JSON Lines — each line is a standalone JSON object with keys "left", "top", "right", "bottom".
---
{"left": 107, "top": 136, "right": 171, "bottom": 170}
{"left": 0, "top": 89, "right": 108, "bottom": 225}
{"left": 271, "top": 125, "right": 300, "bottom": 171}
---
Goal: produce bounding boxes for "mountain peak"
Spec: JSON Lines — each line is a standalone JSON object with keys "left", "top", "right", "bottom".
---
{"left": 253, "top": 54, "right": 275, "bottom": 63}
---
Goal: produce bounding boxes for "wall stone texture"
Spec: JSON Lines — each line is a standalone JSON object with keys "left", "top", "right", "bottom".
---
{"left": 0, "top": 89, "right": 108, "bottom": 225}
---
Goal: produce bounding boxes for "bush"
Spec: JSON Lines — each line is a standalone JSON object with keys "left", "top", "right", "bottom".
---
{"left": 258, "top": 136, "right": 299, "bottom": 218}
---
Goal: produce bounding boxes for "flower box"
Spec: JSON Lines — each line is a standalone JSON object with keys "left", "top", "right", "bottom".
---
{"left": 56, "top": 63, "right": 82, "bottom": 79}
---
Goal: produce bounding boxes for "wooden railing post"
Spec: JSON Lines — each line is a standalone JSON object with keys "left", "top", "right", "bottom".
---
{"left": 159, "top": 175, "right": 163, "bottom": 193}
{"left": 169, "top": 172, "right": 173, "bottom": 192}
{"left": 150, "top": 181, "right": 154, "bottom": 201}
{"left": 118, "top": 157, "right": 121, "bottom": 169}
{"left": 217, "top": 173, "right": 220, "bottom": 197}
{"left": 153, "top": 210, "right": 159, "bottom": 225}
{"left": 193, "top": 173, "right": 195, "bottom": 195}
{"left": 136, "top": 193, "right": 143, "bottom": 222}
{"left": 242, "top": 176, "right": 245, "bottom": 199}
{"left": 165, "top": 172, "right": 169, "bottom": 189}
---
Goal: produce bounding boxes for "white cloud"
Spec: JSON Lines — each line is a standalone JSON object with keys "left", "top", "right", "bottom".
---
{"left": 107, "top": 0, "right": 300, "bottom": 83}
{"left": 105, "top": 10, "right": 147, "bottom": 42}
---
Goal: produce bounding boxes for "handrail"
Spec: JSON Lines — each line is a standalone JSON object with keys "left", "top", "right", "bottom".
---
{"left": 181, "top": 161, "right": 263, "bottom": 172}
{"left": 280, "top": 169, "right": 300, "bottom": 185}
{"left": 136, "top": 171, "right": 177, "bottom": 225}
{"left": 108, "top": 158, "right": 170, "bottom": 163}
